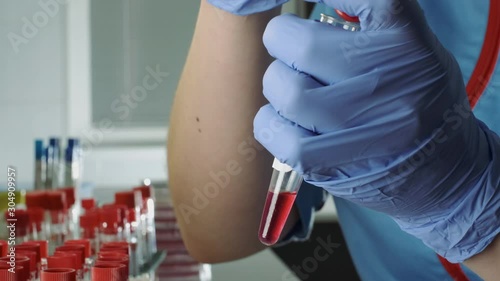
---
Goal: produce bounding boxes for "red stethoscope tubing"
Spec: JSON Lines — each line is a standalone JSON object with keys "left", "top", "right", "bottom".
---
{"left": 466, "top": 0, "right": 500, "bottom": 108}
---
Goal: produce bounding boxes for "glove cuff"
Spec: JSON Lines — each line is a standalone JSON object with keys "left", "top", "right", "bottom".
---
{"left": 397, "top": 120, "right": 500, "bottom": 263}
{"left": 206, "top": 0, "right": 288, "bottom": 16}
{"left": 436, "top": 122, "right": 500, "bottom": 263}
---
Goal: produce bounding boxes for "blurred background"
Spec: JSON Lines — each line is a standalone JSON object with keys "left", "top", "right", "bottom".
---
{"left": 1, "top": 1, "right": 357, "bottom": 280}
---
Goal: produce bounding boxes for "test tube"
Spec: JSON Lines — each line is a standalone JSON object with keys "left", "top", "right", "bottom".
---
{"left": 258, "top": 11, "right": 361, "bottom": 246}
{"left": 133, "top": 184, "right": 157, "bottom": 261}
{"left": 98, "top": 207, "right": 124, "bottom": 243}
{"left": 91, "top": 263, "right": 127, "bottom": 281}
{"left": 65, "top": 239, "right": 93, "bottom": 278}
{"left": 79, "top": 211, "right": 100, "bottom": 255}
{"left": 45, "top": 137, "right": 61, "bottom": 189}
{"left": 64, "top": 138, "right": 81, "bottom": 187}
{"left": 61, "top": 187, "right": 78, "bottom": 239}
{"left": 40, "top": 268, "right": 77, "bottom": 281}
{"left": 114, "top": 190, "right": 144, "bottom": 271}
{"left": 4, "top": 210, "right": 30, "bottom": 243}
{"left": 34, "top": 139, "right": 46, "bottom": 190}
{"left": 0, "top": 263, "right": 26, "bottom": 281}
{"left": 46, "top": 191, "right": 68, "bottom": 248}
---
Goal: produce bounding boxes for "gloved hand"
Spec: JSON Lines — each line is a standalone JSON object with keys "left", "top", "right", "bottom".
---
{"left": 254, "top": 0, "right": 500, "bottom": 262}
{"left": 206, "top": 0, "right": 288, "bottom": 15}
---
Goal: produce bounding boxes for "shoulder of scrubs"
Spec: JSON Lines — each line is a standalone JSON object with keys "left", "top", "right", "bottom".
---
{"left": 418, "top": 0, "right": 500, "bottom": 133}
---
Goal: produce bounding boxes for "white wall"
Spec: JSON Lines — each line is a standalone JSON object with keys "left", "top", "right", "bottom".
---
{"left": 1, "top": 0, "right": 67, "bottom": 187}
{"left": 1, "top": 0, "right": 168, "bottom": 189}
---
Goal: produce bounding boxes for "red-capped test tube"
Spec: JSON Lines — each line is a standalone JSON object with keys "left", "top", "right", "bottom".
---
{"left": 91, "top": 263, "right": 127, "bottom": 281}
{"left": 46, "top": 191, "right": 68, "bottom": 248}
{"left": 81, "top": 198, "right": 96, "bottom": 212}
{"left": 133, "top": 184, "right": 157, "bottom": 261}
{"left": 15, "top": 244, "right": 41, "bottom": 278}
{"left": 54, "top": 244, "right": 86, "bottom": 280}
{"left": 40, "top": 268, "right": 76, "bottom": 281}
{"left": 79, "top": 210, "right": 100, "bottom": 255}
{"left": 25, "top": 191, "right": 48, "bottom": 240}
{"left": 60, "top": 187, "right": 78, "bottom": 239}
{"left": 65, "top": 239, "right": 93, "bottom": 280}
{"left": 259, "top": 10, "right": 361, "bottom": 246}
{"left": 4, "top": 210, "right": 30, "bottom": 244}
{"left": 0, "top": 263, "right": 26, "bottom": 281}
{"left": 98, "top": 206, "right": 125, "bottom": 243}
{"left": 0, "top": 256, "right": 30, "bottom": 281}
{"left": 114, "top": 190, "right": 143, "bottom": 273}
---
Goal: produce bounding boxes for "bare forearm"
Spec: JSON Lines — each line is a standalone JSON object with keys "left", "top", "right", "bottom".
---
{"left": 168, "top": 1, "right": 296, "bottom": 263}
{"left": 464, "top": 234, "right": 500, "bottom": 280}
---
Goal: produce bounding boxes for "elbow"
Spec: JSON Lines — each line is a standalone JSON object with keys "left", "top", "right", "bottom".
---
{"left": 179, "top": 227, "right": 265, "bottom": 264}
{"left": 182, "top": 238, "right": 250, "bottom": 264}
{"left": 184, "top": 243, "right": 234, "bottom": 264}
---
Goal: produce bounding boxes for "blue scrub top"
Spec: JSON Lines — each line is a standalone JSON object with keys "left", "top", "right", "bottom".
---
{"left": 289, "top": 0, "right": 499, "bottom": 280}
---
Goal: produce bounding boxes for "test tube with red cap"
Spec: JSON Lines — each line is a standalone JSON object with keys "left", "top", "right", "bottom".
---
{"left": 25, "top": 191, "right": 49, "bottom": 240}
{"left": 81, "top": 199, "right": 96, "bottom": 213}
{"left": 95, "top": 256, "right": 129, "bottom": 278}
{"left": 65, "top": 239, "right": 93, "bottom": 279}
{"left": 40, "top": 268, "right": 76, "bottom": 281}
{"left": 0, "top": 263, "right": 26, "bottom": 281}
{"left": 27, "top": 208, "right": 45, "bottom": 240}
{"left": 0, "top": 240, "right": 8, "bottom": 256}
{"left": 27, "top": 240, "right": 49, "bottom": 259}
{"left": 22, "top": 240, "right": 48, "bottom": 277}
{"left": 15, "top": 244, "right": 41, "bottom": 279}
{"left": 46, "top": 254, "right": 78, "bottom": 274}
{"left": 47, "top": 252, "right": 81, "bottom": 281}
{"left": 46, "top": 191, "right": 68, "bottom": 248}
{"left": 91, "top": 263, "right": 127, "bottom": 281}
{"left": 99, "top": 205, "right": 126, "bottom": 243}
{"left": 13, "top": 253, "right": 36, "bottom": 279}
{"left": 114, "top": 190, "right": 144, "bottom": 270}
{"left": 4, "top": 210, "right": 30, "bottom": 243}
{"left": 60, "top": 187, "right": 78, "bottom": 239}
{"left": 99, "top": 241, "right": 135, "bottom": 277}
{"left": 114, "top": 190, "right": 143, "bottom": 237}
{"left": 0, "top": 256, "right": 30, "bottom": 281}
{"left": 259, "top": 10, "right": 361, "bottom": 246}
{"left": 55, "top": 244, "right": 86, "bottom": 279}
{"left": 133, "top": 184, "right": 157, "bottom": 261}
{"left": 80, "top": 210, "right": 100, "bottom": 255}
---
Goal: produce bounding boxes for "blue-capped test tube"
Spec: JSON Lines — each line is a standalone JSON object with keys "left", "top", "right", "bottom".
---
{"left": 258, "top": 11, "right": 361, "bottom": 246}
{"left": 46, "top": 137, "right": 61, "bottom": 189}
{"left": 65, "top": 138, "right": 81, "bottom": 187}
{"left": 34, "top": 139, "right": 46, "bottom": 190}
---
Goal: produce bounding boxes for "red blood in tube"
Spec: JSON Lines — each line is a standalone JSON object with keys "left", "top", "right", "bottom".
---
{"left": 258, "top": 191, "right": 297, "bottom": 246}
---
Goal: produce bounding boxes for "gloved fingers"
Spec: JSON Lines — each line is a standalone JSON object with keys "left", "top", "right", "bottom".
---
{"left": 253, "top": 103, "right": 412, "bottom": 175}
{"left": 262, "top": 60, "right": 322, "bottom": 132}
{"left": 263, "top": 60, "right": 384, "bottom": 133}
{"left": 253, "top": 104, "right": 315, "bottom": 172}
{"left": 263, "top": 13, "right": 404, "bottom": 85}
{"left": 303, "top": 0, "right": 426, "bottom": 30}
{"left": 295, "top": 117, "right": 412, "bottom": 173}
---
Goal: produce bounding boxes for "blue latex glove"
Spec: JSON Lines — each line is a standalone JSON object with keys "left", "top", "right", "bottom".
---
{"left": 206, "top": 0, "right": 288, "bottom": 15}
{"left": 254, "top": 0, "right": 500, "bottom": 263}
